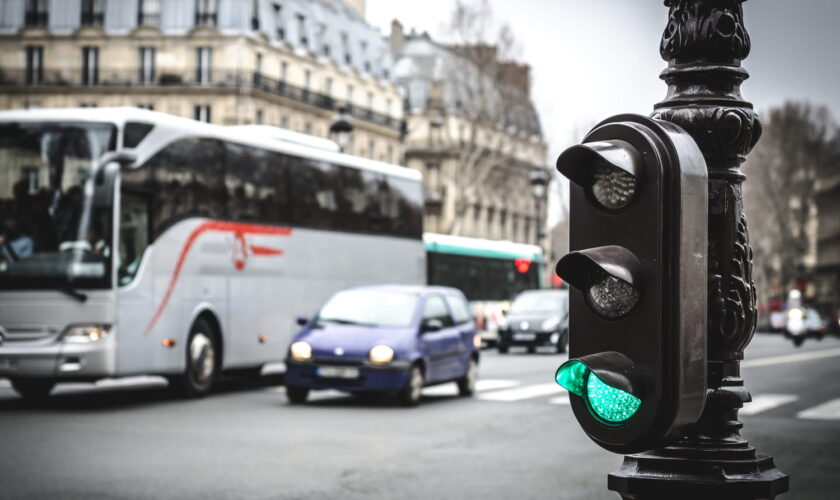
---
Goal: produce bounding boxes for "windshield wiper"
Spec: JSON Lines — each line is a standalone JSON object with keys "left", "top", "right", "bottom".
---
{"left": 55, "top": 283, "right": 88, "bottom": 303}
{"left": 318, "top": 318, "right": 374, "bottom": 326}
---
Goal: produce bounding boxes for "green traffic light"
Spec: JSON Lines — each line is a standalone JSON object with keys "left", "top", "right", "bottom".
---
{"left": 555, "top": 360, "right": 641, "bottom": 424}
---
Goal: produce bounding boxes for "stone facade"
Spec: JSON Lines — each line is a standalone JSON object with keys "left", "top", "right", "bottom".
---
{"left": 0, "top": 0, "right": 402, "bottom": 162}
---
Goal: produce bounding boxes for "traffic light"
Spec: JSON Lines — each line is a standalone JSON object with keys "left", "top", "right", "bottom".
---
{"left": 553, "top": 114, "right": 708, "bottom": 454}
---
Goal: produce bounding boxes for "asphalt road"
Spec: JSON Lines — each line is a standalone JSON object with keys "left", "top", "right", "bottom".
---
{"left": 1, "top": 333, "right": 839, "bottom": 499}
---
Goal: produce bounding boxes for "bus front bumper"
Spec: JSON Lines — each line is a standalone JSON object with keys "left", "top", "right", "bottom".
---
{"left": 0, "top": 336, "right": 117, "bottom": 380}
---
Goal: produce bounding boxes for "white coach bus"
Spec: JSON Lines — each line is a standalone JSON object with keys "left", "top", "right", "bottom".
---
{"left": 0, "top": 108, "right": 425, "bottom": 398}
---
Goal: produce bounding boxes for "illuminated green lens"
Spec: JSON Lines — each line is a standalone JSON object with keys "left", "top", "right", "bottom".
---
{"left": 555, "top": 360, "right": 641, "bottom": 424}
{"left": 585, "top": 372, "right": 641, "bottom": 423}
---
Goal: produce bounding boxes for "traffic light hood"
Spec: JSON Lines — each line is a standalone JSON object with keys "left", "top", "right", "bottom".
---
{"left": 555, "top": 246, "right": 643, "bottom": 293}
{"left": 555, "top": 140, "right": 644, "bottom": 191}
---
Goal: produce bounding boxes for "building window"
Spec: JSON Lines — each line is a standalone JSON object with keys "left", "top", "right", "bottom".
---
{"left": 296, "top": 14, "right": 307, "bottom": 47}
{"left": 386, "top": 145, "right": 394, "bottom": 164}
{"left": 347, "top": 85, "right": 354, "bottom": 105}
{"left": 81, "top": 47, "right": 99, "bottom": 85}
{"left": 24, "top": 0, "right": 48, "bottom": 27}
{"left": 273, "top": 3, "right": 284, "bottom": 40}
{"left": 254, "top": 52, "right": 263, "bottom": 85}
{"left": 138, "top": 0, "right": 161, "bottom": 27}
{"left": 324, "top": 77, "right": 332, "bottom": 96}
{"left": 319, "top": 23, "right": 330, "bottom": 56}
{"left": 255, "top": 109, "right": 263, "bottom": 125}
{"left": 138, "top": 47, "right": 156, "bottom": 84}
{"left": 194, "top": 105, "right": 211, "bottom": 122}
{"left": 195, "top": 0, "right": 218, "bottom": 27}
{"left": 195, "top": 47, "right": 212, "bottom": 84}
{"left": 304, "top": 70, "right": 311, "bottom": 89}
{"left": 368, "top": 139, "right": 375, "bottom": 159}
{"left": 280, "top": 115, "right": 289, "bottom": 128}
{"left": 81, "top": 0, "right": 105, "bottom": 27}
{"left": 80, "top": 103, "right": 98, "bottom": 108}
{"left": 341, "top": 32, "right": 351, "bottom": 65}
{"left": 385, "top": 98, "right": 392, "bottom": 115}
{"left": 25, "top": 46, "right": 43, "bottom": 85}
{"left": 367, "top": 92, "right": 373, "bottom": 113}
{"left": 304, "top": 122, "right": 312, "bottom": 135}
{"left": 251, "top": 0, "right": 259, "bottom": 30}
{"left": 136, "top": 103, "right": 154, "bottom": 111}
{"left": 361, "top": 41, "right": 370, "bottom": 72}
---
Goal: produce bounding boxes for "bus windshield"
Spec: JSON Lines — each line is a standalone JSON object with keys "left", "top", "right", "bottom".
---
{"left": 0, "top": 122, "right": 116, "bottom": 292}
{"left": 316, "top": 289, "right": 420, "bottom": 328}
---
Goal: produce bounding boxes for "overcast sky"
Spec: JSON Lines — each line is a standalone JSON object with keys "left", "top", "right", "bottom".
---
{"left": 366, "top": 0, "right": 840, "bottom": 222}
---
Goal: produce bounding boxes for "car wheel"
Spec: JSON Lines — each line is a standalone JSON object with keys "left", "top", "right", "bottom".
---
{"left": 555, "top": 331, "right": 568, "bottom": 354}
{"left": 527, "top": 346, "right": 537, "bottom": 354}
{"left": 497, "top": 345, "right": 509, "bottom": 354}
{"left": 399, "top": 365, "right": 424, "bottom": 407}
{"left": 10, "top": 378, "right": 55, "bottom": 400}
{"left": 169, "top": 317, "right": 219, "bottom": 398}
{"left": 457, "top": 358, "right": 478, "bottom": 397}
{"left": 286, "top": 385, "right": 309, "bottom": 404}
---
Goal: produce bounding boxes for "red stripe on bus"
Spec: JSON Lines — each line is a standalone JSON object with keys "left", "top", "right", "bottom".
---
{"left": 143, "top": 220, "right": 292, "bottom": 336}
{"left": 249, "top": 245, "right": 284, "bottom": 256}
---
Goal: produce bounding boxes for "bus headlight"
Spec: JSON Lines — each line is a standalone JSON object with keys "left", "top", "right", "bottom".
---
{"left": 369, "top": 345, "right": 394, "bottom": 365}
{"left": 290, "top": 341, "right": 312, "bottom": 361}
{"left": 62, "top": 325, "right": 111, "bottom": 343}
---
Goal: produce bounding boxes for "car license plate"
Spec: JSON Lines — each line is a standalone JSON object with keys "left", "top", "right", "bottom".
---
{"left": 513, "top": 333, "right": 536, "bottom": 341}
{"left": 317, "top": 366, "right": 359, "bottom": 379}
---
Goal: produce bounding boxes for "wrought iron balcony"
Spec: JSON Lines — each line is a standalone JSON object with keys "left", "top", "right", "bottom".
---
{"left": 24, "top": 11, "right": 48, "bottom": 27}
{"left": 0, "top": 68, "right": 402, "bottom": 132}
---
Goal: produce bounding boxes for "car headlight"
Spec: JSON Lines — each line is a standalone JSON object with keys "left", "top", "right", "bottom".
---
{"left": 788, "top": 308, "right": 804, "bottom": 321}
{"left": 290, "top": 341, "right": 312, "bottom": 361}
{"left": 473, "top": 333, "right": 482, "bottom": 349}
{"left": 369, "top": 345, "right": 394, "bottom": 365}
{"left": 62, "top": 324, "right": 111, "bottom": 343}
{"left": 541, "top": 317, "right": 561, "bottom": 331}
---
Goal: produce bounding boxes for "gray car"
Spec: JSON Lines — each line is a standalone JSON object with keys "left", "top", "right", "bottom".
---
{"left": 497, "top": 289, "right": 569, "bottom": 354}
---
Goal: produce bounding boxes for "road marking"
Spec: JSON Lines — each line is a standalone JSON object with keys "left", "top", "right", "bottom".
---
{"left": 423, "top": 379, "right": 521, "bottom": 397}
{"left": 740, "top": 394, "right": 798, "bottom": 415}
{"left": 548, "top": 396, "right": 570, "bottom": 405}
{"left": 797, "top": 398, "right": 840, "bottom": 420}
{"left": 478, "top": 383, "right": 562, "bottom": 402}
{"left": 742, "top": 347, "right": 840, "bottom": 369}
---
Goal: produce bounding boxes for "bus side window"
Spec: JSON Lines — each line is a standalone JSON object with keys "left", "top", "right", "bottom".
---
{"left": 118, "top": 191, "right": 151, "bottom": 286}
{"left": 225, "top": 143, "right": 290, "bottom": 224}
{"left": 288, "top": 157, "right": 340, "bottom": 229}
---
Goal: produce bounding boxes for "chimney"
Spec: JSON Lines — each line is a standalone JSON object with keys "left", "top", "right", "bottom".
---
{"left": 389, "top": 19, "right": 405, "bottom": 58}
{"left": 499, "top": 62, "right": 531, "bottom": 97}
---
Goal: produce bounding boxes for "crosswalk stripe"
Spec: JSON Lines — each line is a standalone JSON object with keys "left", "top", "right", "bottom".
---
{"left": 742, "top": 347, "right": 840, "bottom": 369}
{"left": 740, "top": 394, "right": 798, "bottom": 415}
{"left": 548, "top": 396, "right": 570, "bottom": 405}
{"left": 797, "top": 398, "right": 840, "bottom": 420}
{"left": 423, "top": 379, "right": 520, "bottom": 397}
{"left": 478, "top": 383, "right": 562, "bottom": 402}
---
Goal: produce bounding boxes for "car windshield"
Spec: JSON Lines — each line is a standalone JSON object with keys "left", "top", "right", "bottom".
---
{"left": 316, "top": 289, "right": 420, "bottom": 328}
{"left": 510, "top": 291, "right": 567, "bottom": 315}
{"left": 0, "top": 121, "right": 116, "bottom": 291}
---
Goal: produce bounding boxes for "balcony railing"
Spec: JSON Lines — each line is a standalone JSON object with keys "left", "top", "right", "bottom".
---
{"left": 81, "top": 11, "right": 104, "bottom": 27}
{"left": 0, "top": 68, "right": 403, "bottom": 132}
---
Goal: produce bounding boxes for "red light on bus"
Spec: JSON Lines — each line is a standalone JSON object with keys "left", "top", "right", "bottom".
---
{"left": 162, "top": 338, "right": 177, "bottom": 348}
{"left": 514, "top": 258, "right": 532, "bottom": 274}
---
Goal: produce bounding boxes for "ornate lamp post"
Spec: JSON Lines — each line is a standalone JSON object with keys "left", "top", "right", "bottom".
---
{"left": 608, "top": 1, "right": 789, "bottom": 497}
{"left": 329, "top": 104, "right": 353, "bottom": 153}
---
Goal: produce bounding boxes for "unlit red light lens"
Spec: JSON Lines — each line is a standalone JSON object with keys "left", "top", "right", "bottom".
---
{"left": 590, "top": 160, "right": 637, "bottom": 210}
{"left": 588, "top": 275, "right": 639, "bottom": 318}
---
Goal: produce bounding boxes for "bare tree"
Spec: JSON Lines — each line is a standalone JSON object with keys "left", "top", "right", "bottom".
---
{"left": 433, "top": 0, "right": 543, "bottom": 235}
{"left": 743, "top": 101, "right": 838, "bottom": 297}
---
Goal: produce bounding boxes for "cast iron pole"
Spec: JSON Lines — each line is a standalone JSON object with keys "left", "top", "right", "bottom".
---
{"left": 608, "top": 1, "right": 789, "bottom": 497}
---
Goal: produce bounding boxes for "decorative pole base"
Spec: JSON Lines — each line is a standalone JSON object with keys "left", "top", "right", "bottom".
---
{"left": 609, "top": 446, "right": 788, "bottom": 500}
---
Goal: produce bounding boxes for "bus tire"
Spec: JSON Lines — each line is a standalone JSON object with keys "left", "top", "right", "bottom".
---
{"left": 169, "top": 317, "right": 219, "bottom": 398}
{"left": 10, "top": 378, "right": 55, "bottom": 400}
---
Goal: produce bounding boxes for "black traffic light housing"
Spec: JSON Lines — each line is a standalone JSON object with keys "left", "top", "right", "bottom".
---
{"left": 554, "top": 114, "right": 707, "bottom": 454}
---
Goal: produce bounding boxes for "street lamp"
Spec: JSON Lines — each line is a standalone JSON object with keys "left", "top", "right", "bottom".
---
{"left": 329, "top": 104, "right": 353, "bottom": 153}
{"left": 529, "top": 169, "right": 550, "bottom": 243}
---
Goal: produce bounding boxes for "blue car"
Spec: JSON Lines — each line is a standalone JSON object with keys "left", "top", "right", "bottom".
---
{"left": 284, "top": 285, "right": 480, "bottom": 406}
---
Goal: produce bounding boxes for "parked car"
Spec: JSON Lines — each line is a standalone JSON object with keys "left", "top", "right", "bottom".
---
{"left": 497, "top": 289, "right": 569, "bottom": 354}
{"left": 284, "top": 285, "right": 480, "bottom": 406}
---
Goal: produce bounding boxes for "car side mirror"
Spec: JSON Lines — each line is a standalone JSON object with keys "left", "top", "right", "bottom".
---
{"left": 421, "top": 318, "right": 444, "bottom": 333}
{"left": 296, "top": 316, "right": 309, "bottom": 327}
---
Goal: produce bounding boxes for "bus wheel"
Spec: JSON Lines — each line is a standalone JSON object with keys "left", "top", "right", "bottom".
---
{"left": 10, "top": 378, "right": 55, "bottom": 400}
{"left": 169, "top": 317, "right": 219, "bottom": 398}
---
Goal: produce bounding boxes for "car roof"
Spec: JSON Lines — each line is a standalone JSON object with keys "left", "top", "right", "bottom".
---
{"left": 517, "top": 289, "right": 568, "bottom": 296}
{"left": 342, "top": 284, "right": 464, "bottom": 297}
